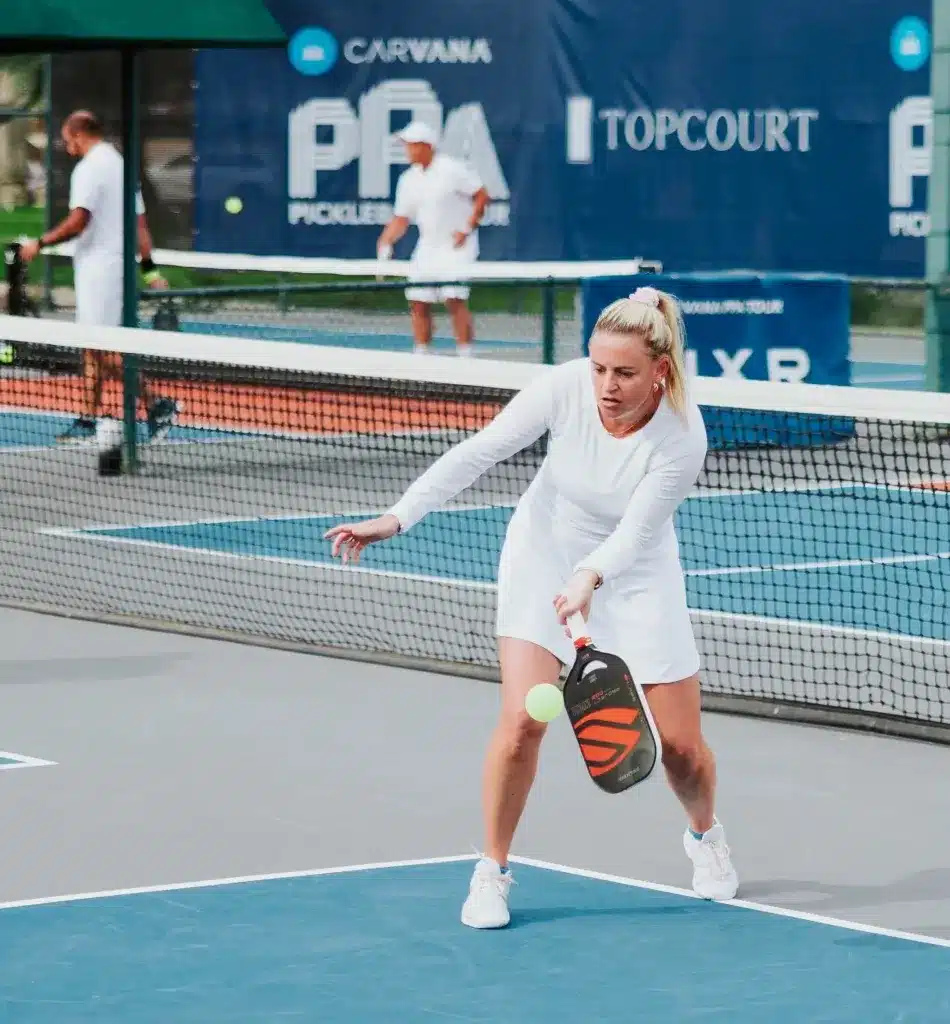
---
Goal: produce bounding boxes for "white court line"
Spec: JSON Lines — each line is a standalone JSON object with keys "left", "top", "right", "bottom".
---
{"left": 42, "top": 511, "right": 950, "bottom": 642}
{"left": 0, "top": 854, "right": 476, "bottom": 911}
{"left": 57, "top": 527, "right": 948, "bottom": 600}
{"left": 40, "top": 527, "right": 950, "bottom": 646}
{"left": 687, "top": 550, "right": 950, "bottom": 577}
{"left": 509, "top": 856, "right": 950, "bottom": 950}
{"left": 1, "top": 850, "right": 946, "bottom": 951}
{"left": 690, "top": 480, "right": 950, "bottom": 499}
{"left": 38, "top": 501, "right": 513, "bottom": 591}
{"left": 37, "top": 501, "right": 516, "bottom": 535}
{"left": 0, "top": 750, "right": 57, "bottom": 770}
{"left": 689, "top": 606, "right": 950, "bottom": 649}
{"left": 40, "top": 529, "right": 499, "bottom": 591}
{"left": 159, "top": 422, "right": 466, "bottom": 444}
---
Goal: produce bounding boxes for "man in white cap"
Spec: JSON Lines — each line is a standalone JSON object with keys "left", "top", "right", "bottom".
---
{"left": 376, "top": 120, "right": 490, "bottom": 357}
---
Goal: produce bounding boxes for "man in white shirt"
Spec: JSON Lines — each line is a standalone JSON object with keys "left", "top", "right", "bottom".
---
{"left": 376, "top": 121, "right": 490, "bottom": 357}
{"left": 20, "top": 110, "right": 177, "bottom": 445}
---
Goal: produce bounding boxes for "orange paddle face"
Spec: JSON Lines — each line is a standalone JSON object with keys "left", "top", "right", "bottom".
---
{"left": 563, "top": 638, "right": 658, "bottom": 794}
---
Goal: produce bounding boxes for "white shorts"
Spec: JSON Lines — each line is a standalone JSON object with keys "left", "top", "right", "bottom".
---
{"left": 405, "top": 246, "right": 475, "bottom": 304}
{"left": 496, "top": 510, "right": 701, "bottom": 685}
{"left": 74, "top": 260, "right": 122, "bottom": 327}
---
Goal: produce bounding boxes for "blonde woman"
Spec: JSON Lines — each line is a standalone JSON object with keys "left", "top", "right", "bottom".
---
{"left": 325, "top": 287, "right": 739, "bottom": 928}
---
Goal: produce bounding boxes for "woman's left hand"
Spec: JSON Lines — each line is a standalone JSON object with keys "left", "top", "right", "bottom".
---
{"left": 553, "top": 569, "right": 600, "bottom": 634}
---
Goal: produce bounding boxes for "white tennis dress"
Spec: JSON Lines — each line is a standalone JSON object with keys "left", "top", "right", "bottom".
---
{"left": 388, "top": 358, "right": 708, "bottom": 684}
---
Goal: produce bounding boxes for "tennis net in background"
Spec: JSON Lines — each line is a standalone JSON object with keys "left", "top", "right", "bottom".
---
{"left": 41, "top": 247, "right": 658, "bottom": 365}
{"left": 0, "top": 312, "right": 948, "bottom": 739}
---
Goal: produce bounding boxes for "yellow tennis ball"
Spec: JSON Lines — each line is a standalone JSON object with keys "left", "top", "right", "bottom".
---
{"left": 525, "top": 683, "right": 565, "bottom": 723}
{"left": 224, "top": 196, "right": 243, "bottom": 215}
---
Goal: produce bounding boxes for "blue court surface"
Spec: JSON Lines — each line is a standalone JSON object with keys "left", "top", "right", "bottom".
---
{"left": 851, "top": 360, "right": 924, "bottom": 391}
{"left": 1, "top": 851, "right": 950, "bottom": 1019}
{"left": 59, "top": 483, "right": 950, "bottom": 642}
{"left": 166, "top": 316, "right": 538, "bottom": 355}
{"left": 2, "top": 855, "right": 950, "bottom": 1022}
{"left": 0, "top": 409, "right": 257, "bottom": 451}
{"left": 6, "top": 385, "right": 950, "bottom": 644}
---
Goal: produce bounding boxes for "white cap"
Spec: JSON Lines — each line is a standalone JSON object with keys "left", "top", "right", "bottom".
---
{"left": 397, "top": 120, "right": 438, "bottom": 146}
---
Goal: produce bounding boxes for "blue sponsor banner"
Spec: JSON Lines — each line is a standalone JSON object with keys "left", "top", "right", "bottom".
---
{"left": 581, "top": 274, "right": 850, "bottom": 386}
{"left": 581, "top": 273, "right": 852, "bottom": 447}
{"left": 194, "top": 0, "right": 932, "bottom": 278}
{"left": 194, "top": 0, "right": 534, "bottom": 260}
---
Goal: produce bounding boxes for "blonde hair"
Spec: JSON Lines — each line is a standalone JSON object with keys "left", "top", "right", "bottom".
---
{"left": 592, "top": 286, "right": 688, "bottom": 416}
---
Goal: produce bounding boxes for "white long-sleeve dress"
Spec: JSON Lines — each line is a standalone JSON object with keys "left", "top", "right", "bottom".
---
{"left": 388, "top": 358, "right": 708, "bottom": 684}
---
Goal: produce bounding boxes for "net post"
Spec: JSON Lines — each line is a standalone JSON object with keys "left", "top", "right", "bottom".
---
{"left": 122, "top": 355, "right": 140, "bottom": 473}
{"left": 925, "top": 0, "right": 950, "bottom": 392}
{"left": 541, "top": 279, "right": 556, "bottom": 364}
{"left": 925, "top": 281, "right": 950, "bottom": 392}
{"left": 120, "top": 46, "right": 141, "bottom": 474}
{"left": 41, "top": 56, "right": 54, "bottom": 312}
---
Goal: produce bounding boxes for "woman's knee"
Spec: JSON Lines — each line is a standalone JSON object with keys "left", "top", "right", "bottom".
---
{"left": 660, "top": 734, "right": 709, "bottom": 779}
{"left": 496, "top": 637, "right": 562, "bottom": 762}
{"left": 496, "top": 710, "right": 547, "bottom": 761}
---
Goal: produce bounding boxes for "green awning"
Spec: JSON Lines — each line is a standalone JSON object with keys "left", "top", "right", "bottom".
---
{"left": 0, "top": 0, "right": 287, "bottom": 51}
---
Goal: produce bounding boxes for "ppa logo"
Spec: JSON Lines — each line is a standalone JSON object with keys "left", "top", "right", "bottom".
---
{"left": 287, "top": 80, "right": 510, "bottom": 228}
{"left": 888, "top": 17, "right": 932, "bottom": 238}
{"left": 889, "top": 96, "right": 932, "bottom": 238}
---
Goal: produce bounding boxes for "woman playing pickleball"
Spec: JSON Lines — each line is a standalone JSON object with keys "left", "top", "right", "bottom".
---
{"left": 325, "top": 287, "right": 739, "bottom": 928}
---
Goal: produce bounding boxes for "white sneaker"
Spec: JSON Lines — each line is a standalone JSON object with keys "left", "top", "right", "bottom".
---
{"left": 456, "top": 345, "right": 474, "bottom": 358}
{"left": 461, "top": 858, "right": 512, "bottom": 929}
{"left": 683, "top": 819, "right": 739, "bottom": 901}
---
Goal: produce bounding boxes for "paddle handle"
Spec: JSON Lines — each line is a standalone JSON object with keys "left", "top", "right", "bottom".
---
{"left": 567, "top": 613, "right": 591, "bottom": 648}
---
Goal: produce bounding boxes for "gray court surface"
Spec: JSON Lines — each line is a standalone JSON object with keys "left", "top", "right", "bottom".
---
{"left": 3, "top": 605, "right": 950, "bottom": 943}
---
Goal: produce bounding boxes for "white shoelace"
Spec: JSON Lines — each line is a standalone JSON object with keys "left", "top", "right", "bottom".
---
{"left": 700, "top": 837, "right": 733, "bottom": 878}
{"left": 472, "top": 872, "right": 509, "bottom": 898}
{"left": 469, "top": 853, "right": 515, "bottom": 896}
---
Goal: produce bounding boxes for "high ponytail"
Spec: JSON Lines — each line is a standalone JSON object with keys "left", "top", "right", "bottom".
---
{"left": 654, "top": 292, "right": 688, "bottom": 416}
{"left": 592, "top": 286, "right": 690, "bottom": 417}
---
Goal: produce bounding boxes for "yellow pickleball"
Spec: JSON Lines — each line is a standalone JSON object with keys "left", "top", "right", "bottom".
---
{"left": 224, "top": 196, "right": 243, "bottom": 214}
{"left": 524, "top": 683, "right": 565, "bottom": 723}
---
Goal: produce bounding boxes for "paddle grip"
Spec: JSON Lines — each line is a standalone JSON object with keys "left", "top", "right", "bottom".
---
{"left": 567, "top": 612, "right": 590, "bottom": 648}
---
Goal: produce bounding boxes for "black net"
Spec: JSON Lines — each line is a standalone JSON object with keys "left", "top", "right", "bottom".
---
{"left": 0, "top": 314, "right": 948, "bottom": 732}
{"left": 135, "top": 273, "right": 577, "bottom": 365}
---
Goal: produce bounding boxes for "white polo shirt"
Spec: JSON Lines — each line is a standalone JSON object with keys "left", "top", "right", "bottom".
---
{"left": 393, "top": 153, "right": 483, "bottom": 260}
{"left": 69, "top": 140, "right": 145, "bottom": 276}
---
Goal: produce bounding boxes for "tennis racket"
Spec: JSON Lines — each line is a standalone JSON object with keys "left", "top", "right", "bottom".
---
{"left": 2, "top": 241, "right": 42, "bottom": 367}
{"left": 151, "top": 298, "right": 180, "bottom": 332}
{"left": 563, "top": 612, "right": 660, "bottom": 794}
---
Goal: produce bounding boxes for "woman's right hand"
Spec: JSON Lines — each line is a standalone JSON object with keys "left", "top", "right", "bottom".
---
{"left": 323, "top": 514, "right": 401, "bottom": 565}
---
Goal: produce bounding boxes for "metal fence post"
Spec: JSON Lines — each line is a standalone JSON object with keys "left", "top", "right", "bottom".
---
{"left": 925, "top": 0, "right": 950, "bottom": 391}
{"left": 541, "top": 280, "right": 556, "bottom": 364}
